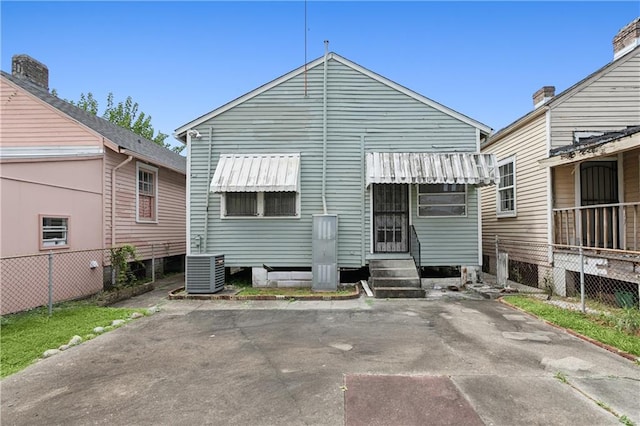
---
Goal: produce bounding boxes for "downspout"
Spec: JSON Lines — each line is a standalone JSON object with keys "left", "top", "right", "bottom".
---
{"left": 361, "top": 135, "right": 366, "bottom": 266}
{"left": 545, "top": 108, "right": 553, "bottom": 263}
{"left": 111, "top": 154, "right": 133, "bottom": 247}
{"left": 202, "top": 126, "right": 213, "bottom": 253}
{"left": 322, "top": 40, "right": 329, "bottom": 214}
{"left": 186, "top": 129, "right": 202, "bottom": 253}
{"left": 185, "top": 131, "right": 192, "bottom": 256}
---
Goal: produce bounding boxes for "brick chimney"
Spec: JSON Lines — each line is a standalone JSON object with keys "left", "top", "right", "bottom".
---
{"left": 11, "top": 54, "right": 49, "bottom": 90}
{"left": 613, "top": 17, "right": 640, "bottom": 60}
{"left": 533, "top": 86, "right": 555, "bottom": 108}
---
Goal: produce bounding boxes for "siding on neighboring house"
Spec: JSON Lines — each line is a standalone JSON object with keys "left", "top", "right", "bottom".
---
{"left": 481, "top": 113, "right": 549, "bottom": 265}
{"left": 0, "top": 76, "right": 105, "bottom": 314}
{"left": 1, "top": 76, "right": 105, "bottom": 258}
{"left": 552, "top": 165, "right": 576, "bottom": 209}
{"left": 551, "top": 164, "right": 578, "bottom": 246}
{"left": 623, "top": 148, "right": 640, "bottom": 204}
{"left": 0, "top": 158, "right": 104, "bottom": 257}
{"left": 549, "top": 52, "right": 640, "bottom": 149}
{"left": 1, "top": 64, "right": 186, "bottom": 314}
{"left": 622, "top": 148, "right": 639, "bottom": 249}
{"left": 105, "top": 149, "right": 186, "bottom": 260}
{"left": 189, "top": 58, "right": 481, "bottom": 268}
{"left": 0, "top": 79, "right": 103, "bottom": 148}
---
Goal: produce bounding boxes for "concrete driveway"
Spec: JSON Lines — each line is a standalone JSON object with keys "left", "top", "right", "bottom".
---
{"left": 2, "top": 290, "right": 639, "bottom": 425}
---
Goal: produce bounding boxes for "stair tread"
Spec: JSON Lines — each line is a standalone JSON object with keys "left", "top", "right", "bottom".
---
{"left": 374, "top": 287, "right": 423, "bottom": 290}
{"left": 372, "top": 276, "right": 420, "bottom": 280}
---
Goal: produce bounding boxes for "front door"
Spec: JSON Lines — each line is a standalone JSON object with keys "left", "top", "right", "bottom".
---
{"left": 580, "top": 160, "right": 619, "bottom": 248}
{"left": 373, "top": 184, "right": 409, "bottom": 253}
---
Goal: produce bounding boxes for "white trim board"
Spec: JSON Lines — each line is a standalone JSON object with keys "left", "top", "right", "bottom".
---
{"left": 0, "top": 145, "right": 103, "bottom": 159}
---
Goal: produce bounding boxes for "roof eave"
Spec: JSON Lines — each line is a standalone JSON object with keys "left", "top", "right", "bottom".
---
{"left": 174, "top": 55, "right": 327, "bottom": 135}
{"left": 483, "top": 46, "right": 640, "bottom": 150}
{"left": 120, "top": 148, "right": 186, "bottom": 175}
{"left": 482, "top": 106, "right": 548, "bottom": 149}
{"left": 175, "top": 52, "right": 493, "bottom": 135}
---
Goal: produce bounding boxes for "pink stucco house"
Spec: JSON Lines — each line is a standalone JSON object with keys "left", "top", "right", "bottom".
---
{"left": 0, "top": 55, "right": 186, "bottom": 314}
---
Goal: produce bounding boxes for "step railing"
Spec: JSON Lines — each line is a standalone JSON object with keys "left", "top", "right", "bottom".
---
{"left": 409, "top": 225, "right": 421, "bottom": 271}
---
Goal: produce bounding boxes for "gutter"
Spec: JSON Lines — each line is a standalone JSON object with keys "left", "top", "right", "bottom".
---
{"left": 322, "top": 41, "right": 329, "bottom": 214}
{"left": 119, "top": 148, "right": 186, "bottom": 175}
{"left": 111, "top": 155, "right": 133, "bottom": 247}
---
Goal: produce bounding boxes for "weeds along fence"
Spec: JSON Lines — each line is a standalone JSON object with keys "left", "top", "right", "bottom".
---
{"left": 491, "top": 238, "right": 640, "bottom": 313}
{"left": 0, "top": 242, "right": 185, "bottom": 316}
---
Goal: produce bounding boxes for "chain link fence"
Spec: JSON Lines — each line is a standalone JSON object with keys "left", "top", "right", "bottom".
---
{"left": 0, "top": 242, "right": 185, "bottom": 316}
{"left": 486, "top": 238, "right": 640, "bottom": 313}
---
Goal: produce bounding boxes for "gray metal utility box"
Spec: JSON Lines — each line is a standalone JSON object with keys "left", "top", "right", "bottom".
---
{"left": 312, "top": 214, "right": 338, "bottom": 291}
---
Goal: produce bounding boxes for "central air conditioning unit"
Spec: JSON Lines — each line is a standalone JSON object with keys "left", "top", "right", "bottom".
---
{"left": 186, "top": 254, "right": 225, "bottom": 294}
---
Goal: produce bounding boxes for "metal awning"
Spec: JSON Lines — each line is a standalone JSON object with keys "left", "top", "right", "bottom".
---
{"left": 210, "top": 153, "right": 300, "bottom": 192}
{"left": 366, "top": 152, "right": 499, "bottom": 187}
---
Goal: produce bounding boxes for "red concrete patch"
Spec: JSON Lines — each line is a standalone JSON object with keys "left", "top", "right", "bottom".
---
{"left": 344, "top": 374, "right": 483, "bottom": 426}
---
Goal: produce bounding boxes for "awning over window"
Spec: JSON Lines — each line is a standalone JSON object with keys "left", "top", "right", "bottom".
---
{"left": 210, "top": 153, "right": 300, "bottom": 192}
{"left": 366, "top": 152, "right": 499, "bottom": 187}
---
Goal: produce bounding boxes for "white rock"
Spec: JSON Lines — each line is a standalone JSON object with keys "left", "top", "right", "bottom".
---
{"left": 68, "top": 335, "right": 83, "bottom": 346}
{"left": 146, "top": 306, "right": 160, "bottom": 314}
{"left": 93, "top": 326, "right": 105, "bottom": 334}
{"left": 43, "top": 349, "right": 61, "bottom": 358}
{"left": 111, "top": 319, "right": 126, "bottom": 327}
{"left": 58, "top": 344, "right": 71, "bottom": 351}
{"left": 329, "top": 343, "right": 353, "bottom": 351}
{"left": 130, "top": 312, "right": 144, "bottom": 319}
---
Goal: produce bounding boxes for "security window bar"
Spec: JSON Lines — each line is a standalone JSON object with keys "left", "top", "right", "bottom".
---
{"left": 42, "top": 217, "right": 68, "bottom": 247}
{"left": 417, "top": 184, "right": 466, "bottom": 217}
{"left": 264, "top": 192, "right": 296, "bottom": 216}
{"left": 226, "top": 192, "right": 258, "bottom": 216}
{"left": 224, "top": 192, "right": 297, "bottom": 217}
{"left": 497, "top": 158, "right": 516, "bottom": 216}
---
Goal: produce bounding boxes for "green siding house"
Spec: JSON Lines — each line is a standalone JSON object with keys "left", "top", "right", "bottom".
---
{"left": 175, "top": 52, "right": 498, "bottom": 289}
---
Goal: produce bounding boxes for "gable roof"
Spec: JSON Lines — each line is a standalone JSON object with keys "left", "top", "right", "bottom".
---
{"left": 483, "top": 45, "right": 640, "bottom": 149}
{"left": 1, "top": 70, "right": 186, "bottom": 174}
{"left": 174, "top": 52, "right": 492, "bottom": 140}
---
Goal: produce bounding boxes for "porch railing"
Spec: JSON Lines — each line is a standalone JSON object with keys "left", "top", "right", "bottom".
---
{"left": 553, "top": 202, "right": 639, "bottom": 251}
{"left": 409, "top": 225, "right": 421, "bottom": 271}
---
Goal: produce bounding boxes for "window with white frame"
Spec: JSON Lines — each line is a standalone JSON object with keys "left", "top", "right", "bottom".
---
{"left": 497, "top": 156, "right": 516, "bottom": 216}
{"left": 417, "top": 184, "right": 466, "bottom": 217}
{"left": 41, "top": 216, "right": 69, "bottom": 248}
{"left": 137, "top": 163, "right": 158, "bottom": 222}
{"left": 223, "top": 192, "right": 298, "bottom": 217}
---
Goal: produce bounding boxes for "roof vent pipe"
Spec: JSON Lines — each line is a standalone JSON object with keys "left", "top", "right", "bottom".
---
{"left": 322, "top": 40, "right": 329, "bottom": 214}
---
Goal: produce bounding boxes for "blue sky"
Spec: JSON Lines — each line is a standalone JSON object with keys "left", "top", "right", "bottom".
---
{"left": 2, "top": 2, "right": 638, "bottom": 150}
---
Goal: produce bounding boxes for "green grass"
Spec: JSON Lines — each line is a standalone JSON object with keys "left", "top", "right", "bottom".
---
{"left": 237, "top": 286, "right": 355, "bottom": 297}
{"left": 1, "top": 302, "right": 139, "bottom": 378}
{"left": 503, "top": 296, "right": 640, "bottom": 356}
